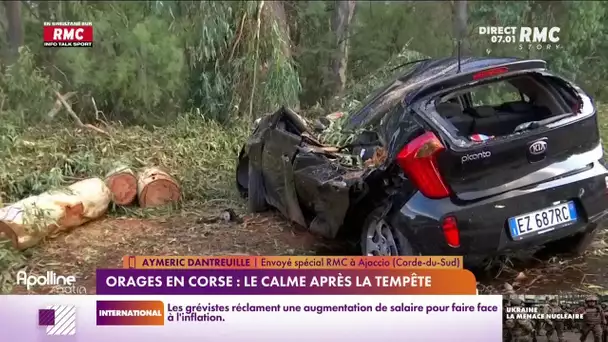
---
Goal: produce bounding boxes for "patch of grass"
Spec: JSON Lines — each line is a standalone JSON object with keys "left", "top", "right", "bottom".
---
{"left": 0, "top": 113, "right": 248, "bottom": 292}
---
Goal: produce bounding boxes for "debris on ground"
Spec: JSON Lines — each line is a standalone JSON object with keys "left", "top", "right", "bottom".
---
{"left": 515, "top": 272, "right": 527, "bottom": 282}
{"left": 503, "top": 282, "right": 515, "bottom": 295}
{"left": 326, "top": 112, "right": 345, "bottom": 121}
{"left": 197, "top": 208, "right": 243, "bottom": 224}
{"left": 219, "top": 209, "right": 242, "bottom": 223}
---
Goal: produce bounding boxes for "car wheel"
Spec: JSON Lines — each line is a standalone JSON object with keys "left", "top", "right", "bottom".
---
{"left": 247, "top": 162, "right": 268, "bottom": 212}
{"left": 360, "top": 206, "right": 415, "bottom": 256}
{"left": 541, "top": 227, "right": 598, "bottom": 256}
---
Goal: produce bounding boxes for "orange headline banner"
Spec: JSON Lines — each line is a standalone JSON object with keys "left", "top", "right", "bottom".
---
{"left": 122, "top": 256, "right": 463, "bottom": 270}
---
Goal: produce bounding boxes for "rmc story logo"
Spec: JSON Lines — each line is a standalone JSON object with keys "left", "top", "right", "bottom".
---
{"left": 477, "top": 26, "right": 561, "bottom": 51}
{"left": 16, "top": 270, "right": 87, "bottom": 294}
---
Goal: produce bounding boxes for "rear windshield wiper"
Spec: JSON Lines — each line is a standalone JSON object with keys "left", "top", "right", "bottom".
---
{"left": 513, "top": 113, "right": 574, "bottom": 133}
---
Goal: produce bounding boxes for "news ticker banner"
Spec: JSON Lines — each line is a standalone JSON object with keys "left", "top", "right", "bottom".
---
{"left": 0, "top": 295, "right": 503, "bottom": 342}
{"left": 93, "top": 256, "right": 475, "bottom": 295}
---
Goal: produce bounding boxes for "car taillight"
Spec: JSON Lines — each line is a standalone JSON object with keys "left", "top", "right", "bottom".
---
{"left": 472, "top": 67, "right": 509, "bottom": 80}
{"left": 395, "top": 132, "right": 450, "bottom": 199}
{"left": 441, "top": 216, "right": 460, "bottom": 248}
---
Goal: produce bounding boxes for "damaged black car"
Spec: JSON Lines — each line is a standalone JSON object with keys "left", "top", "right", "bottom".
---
{"left": 236, "top": 57, "right": 608, "bottom": 266}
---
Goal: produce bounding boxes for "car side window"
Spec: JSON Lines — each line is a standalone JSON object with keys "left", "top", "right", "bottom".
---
{"left": 469, "top": 81, "right": 524, "bottom": 106}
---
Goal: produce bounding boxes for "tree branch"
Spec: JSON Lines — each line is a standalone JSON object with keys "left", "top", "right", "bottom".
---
{"left": 54, "top": 91, "right": 111, "bottom": 137}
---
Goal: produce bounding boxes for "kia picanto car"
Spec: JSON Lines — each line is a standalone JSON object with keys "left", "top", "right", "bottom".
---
{"left": 236, "top": 57, "right": 608, "bottom": 266}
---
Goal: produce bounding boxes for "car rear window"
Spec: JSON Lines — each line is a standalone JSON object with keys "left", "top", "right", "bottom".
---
{"left": 469, "top": 81, "right": 524, "bottom": 107}
{"left": 433, "top": 73, "right": 584, "bottom": 138}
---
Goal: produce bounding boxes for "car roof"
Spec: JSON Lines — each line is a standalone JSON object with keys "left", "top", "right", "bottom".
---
{"left": 344, "top": 57, "right": 547, "bottom": 130}
{"left": 400, "top": 57, "right": 520, "bottom": 77}
{"left": 396, "top": 56, "right": 546, "bottom": 87}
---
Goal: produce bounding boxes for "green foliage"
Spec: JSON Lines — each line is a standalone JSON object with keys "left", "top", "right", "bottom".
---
{"left": 0, "top": 114, "right": 248, "bottom": 292}
{"left": 2, "top": 1, "right": 301, "bottom": 126}
{"left": 468, "top": 1, "right": 608, "bottom": 98}
{"left": 0, "top": 115, "right": 247, "bottom": 204}
{"left": 54, "top": 13, "right": 187, "bottom": 123}
{"left": 177, "top": 1, "right": 241, "bottom": 122}
{"left": 317, "top": 47, "right": 428, "bottom": 146}
{"left": 3, "top": 0, "right": 608, "bottom": 126}
{"left": 554, "top": 1, "right": 608, "bottom": 97}
{"left": 349, "top": 2, "right": 452, "bottom": 80}
{"left": 0, "top": 1, "right": 303, "bottom": 290}
{"left": 344, "top": 48, "right": 428, "bottom": 104}
{"left": 0, "top": 47, "right": 61, "bottom": 125}
{"left": 258, "top": 20, "right": 302, "bottom": 111}
{"left": 291, "top": 1, "right": 333, "bottom": 107}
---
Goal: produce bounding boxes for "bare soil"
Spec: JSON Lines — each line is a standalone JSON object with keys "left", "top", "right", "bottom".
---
{"left": 10, "top": 205, "right": 608, "bottom": 295}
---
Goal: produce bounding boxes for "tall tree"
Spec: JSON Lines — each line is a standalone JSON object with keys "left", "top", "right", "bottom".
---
{"left": 266, "top": 1, "right": 292, "bottom": 59}
{"left": 4, "top": 0, "right": 24, "bottom": 58}
{"left": 264, "top": 0, "right": 301, "bottom": 110}
{"left": 327, "top": 0, "right": 356, "bottom": 105}
{"left": 452, "top": 0, "right": 470, "bottom": 57}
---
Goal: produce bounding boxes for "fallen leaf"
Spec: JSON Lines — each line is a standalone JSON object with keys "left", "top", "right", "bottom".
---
{"left": 515, "top": 272, "right": 527, "bottom": 281}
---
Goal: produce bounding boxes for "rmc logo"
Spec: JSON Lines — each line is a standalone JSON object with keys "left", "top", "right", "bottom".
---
{"left": 43, "top": 22, "right": 93, "bottom": 47}
{"left": 478, "top": 26, "right": 561, "bottom": 51}
{"left": 519, "top": 27, "right": 561, "bottom": 43}
{"left": 52, "top": 27, "right": 87, "bottom": 41}
{"left": 518, "top": 26, "right": 561, "bottom": 50}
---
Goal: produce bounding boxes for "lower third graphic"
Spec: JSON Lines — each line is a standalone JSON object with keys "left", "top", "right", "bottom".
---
{"left": 38, "top": 305, "right": 76, "bottom": 335}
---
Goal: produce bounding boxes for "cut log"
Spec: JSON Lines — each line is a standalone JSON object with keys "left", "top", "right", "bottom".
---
{"left": 137, "top": 167, "right": 181, "bottom": 208}
{"left": 0, "top": 178, "right": 112, "bottom": 250}
{"left": 105, "top": 165, "right": 138, "bottom": 206}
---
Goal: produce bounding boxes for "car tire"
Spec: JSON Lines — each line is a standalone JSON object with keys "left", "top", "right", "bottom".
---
{"left": 360, "top": 206, "right": 415, "bottom": 256}
{"left": 247, "top": 162, "right": 268, "bottom": 212}
{"left": 541, "top": 227, "right": 598, "bottom": 256}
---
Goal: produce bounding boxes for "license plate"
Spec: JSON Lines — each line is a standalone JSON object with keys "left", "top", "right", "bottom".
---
{"left": 508, "top": 201, "right": 577, "bottom": 238}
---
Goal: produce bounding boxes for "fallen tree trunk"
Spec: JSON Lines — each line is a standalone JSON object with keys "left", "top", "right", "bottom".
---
{"left": 137, "top": 167, "right": 181, "bottom": 208}
{"left": 105, "top": 165, "right": 138, "bottom": 206}
{"left": 0, "top": 178, "right": 112, "bottom": 250}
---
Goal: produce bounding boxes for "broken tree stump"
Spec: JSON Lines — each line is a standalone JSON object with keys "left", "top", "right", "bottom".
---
{"left": 0, "top": 178, "right": 112, "bottom": 250}
{"left": 105, "top": 165, "right": 138, "bottom": 206}
{"left": 137, "top": 167, "right": 181, "bottom": 208}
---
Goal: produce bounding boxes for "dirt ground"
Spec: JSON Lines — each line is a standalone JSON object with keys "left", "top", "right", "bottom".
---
{"left": 10, "top": 205, "right": 608, "bottom": 295}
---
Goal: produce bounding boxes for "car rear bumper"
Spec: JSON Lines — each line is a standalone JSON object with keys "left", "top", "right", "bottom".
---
{"left": 389, "top": 160, "right": 608, "bottom": 265}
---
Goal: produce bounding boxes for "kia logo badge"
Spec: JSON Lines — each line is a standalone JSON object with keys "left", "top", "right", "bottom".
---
{"left": 529, "top": 140, "right": 547, "bottom": 155}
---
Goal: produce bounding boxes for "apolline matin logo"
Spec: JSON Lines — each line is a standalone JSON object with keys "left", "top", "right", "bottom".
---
{"left": 38, "top": 305, "right": 77, "bottom": 336}
{"left": 16, "top": 270, "right": 87, "bottom": 294}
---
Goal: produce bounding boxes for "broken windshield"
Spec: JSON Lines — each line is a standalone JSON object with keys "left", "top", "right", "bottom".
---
{"left": 344, "top": 79, "right": 406, "bottom": 129}
{"left": 343, "top": 58, "right": 461, "bottom": 131}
